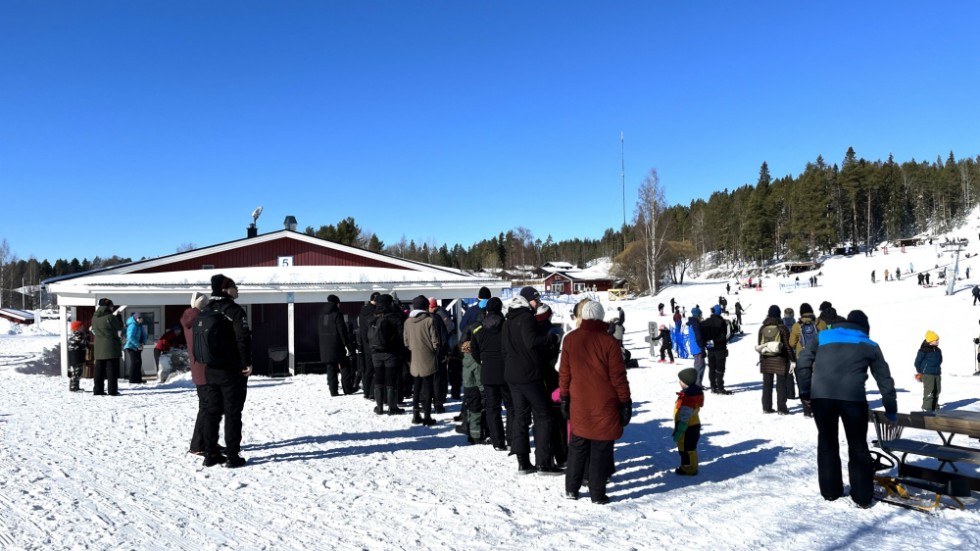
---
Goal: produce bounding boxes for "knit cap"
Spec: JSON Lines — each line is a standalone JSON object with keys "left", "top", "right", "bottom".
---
{"left": 678, "top": 368, "right": 697, "bottom": 386}
{"left": 580, "top": 300, "right": 605, "bottom": 321}
{"left": 767, "top": 305, "right": 781, "bottom": 318}
{"left": 925, "top": 330, "right": 939, "bottom": 343}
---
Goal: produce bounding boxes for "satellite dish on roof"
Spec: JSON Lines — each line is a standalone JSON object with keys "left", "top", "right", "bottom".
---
{"left": 252, "top": 206, "right": 263, "bottom": 225}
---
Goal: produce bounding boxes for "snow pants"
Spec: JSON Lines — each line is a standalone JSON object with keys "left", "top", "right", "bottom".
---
{"left": 706, "top": 349, "right": 727, "bottom": 390}
{"left": 484, "top": 383, "right": 513, "bottom": 448}
{"left": 692, "top": 353, "right": 706, "bottom": 386}
{"left": 761, "top": 372, "right": 787, "bottom": 413}
{"left": 125, "top": 348, "right": 143, "bottom": 384}
{"left": 921, "top": 374, "right": 941, "bottom": 411}
{"left": 508, "top": 381, "right": 554, "bottom": 467}
{"left": 566, "top": 435, "right": 615, "bottom": 498}
{"left": 93, "top": 358, "right": 120, "bottom": 395}
{"left": 203, "top": 371, "right": 248, "bottom": 455}
{"left": 811, "top": 398, "right": 874, "bottom": 506}
{"left": 189, "top": 384, "right": 222, "bottom": 454}
{"left": 676, "top": 423, "right": 701, "bottom": 474}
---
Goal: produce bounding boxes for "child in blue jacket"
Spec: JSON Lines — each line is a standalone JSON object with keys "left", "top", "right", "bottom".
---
{"left": 914, "top": 330, "right": 942, "bottom": 411}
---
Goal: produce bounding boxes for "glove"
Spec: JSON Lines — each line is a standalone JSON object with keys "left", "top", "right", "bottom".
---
{"left": 915, "top": 373, "right": 922, "bottom": 382}
{"left": 560, "top": 396, "right": 570, "bottom": 420}
{"left": 884, "top": 412, "right": 898, "bottom": 424}
{"left": 673, "top": 421, "right": 687, "bottom": 443}
{"left": 619, "top": 401, "right": 633, "bottom": 426}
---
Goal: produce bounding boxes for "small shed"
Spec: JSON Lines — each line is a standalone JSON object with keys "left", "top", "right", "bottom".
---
{"left": 0, "top": 308, "right": 35, "bottom": 325}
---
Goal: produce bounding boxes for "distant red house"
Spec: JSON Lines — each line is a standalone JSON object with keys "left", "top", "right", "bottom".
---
{"left": 0, "top": 308, "right": 34, "bottom": 325}
{"left": 543, "top": 271, "right": 616, "bottom": 296}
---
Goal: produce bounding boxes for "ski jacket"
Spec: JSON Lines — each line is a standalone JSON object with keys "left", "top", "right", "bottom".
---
{"left": 91, "top": 305, "right": 123, "bottom": 360}
{"left": 124, "top": 315, "right": 147, "bottom": 351}
{"left": 180, "top": 306, "right": 206, "bottom": 386}
{"left": 795, "top": 321, "right": 897, "bottom": 413}
{"left": 502, "top": 300, "right": 553, "bottom": 385}
{"left": 318, "top": 301, "right": 351, "bottom": 364}
{"left": 558, "top": 319, "right": 631, "bottom": 441}
{"left": 357, "top": 301, "right": 376, "bottom": 354}
{"left": 460, "top": 301, "right": 487, "bottom": 344}
{"left": 154, "top": 329, "right": 180, "bottom": 352}
{"left": 700, "top": 314, "right": 728, "bottom": 351}
{"left": 67, "top": 329, "right": 90, "bottom": 366}
{"left": 404, "top": 311, "right": 440, "bottom": 377}
{"left": 674, "top": 384, "right": 704, "bottom": 431}
{"left": 471, "top": 312, "right": 505, "bottom": 386}
{"left": 914, "top": 341, "right": 943, "bottom": 376}
{"left": 653, "top": 328, "right": 673, "bottom": 348}
{"left": 758, "top": 317, "right": 790, "bottom": 375}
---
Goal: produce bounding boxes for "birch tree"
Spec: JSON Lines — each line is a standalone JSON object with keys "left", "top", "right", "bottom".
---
{"left": 635, "top": 169, "right": 669, "bottom": 294}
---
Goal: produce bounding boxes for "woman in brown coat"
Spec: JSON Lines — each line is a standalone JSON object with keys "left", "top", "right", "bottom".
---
{"left": 404, "top": 295, "right": 441, "bottom": 426}
{"left": 558, "top": 300, "right": 632, "bottom": 504}
{"left": 757, "top": 305, "right": 791, "bottom": 414}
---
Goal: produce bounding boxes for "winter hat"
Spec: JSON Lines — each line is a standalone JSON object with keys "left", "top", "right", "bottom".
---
{"left": 800, "top": 303, "right": 814, "bottom": 316}
{"left": 411, "top": 295, "right": 429, "bottom": 312}
{"left": 691, "top": 307, "right": 702, "bottom": 318}
{"left": 818, "top": 301, "right": 832, "bottom": 312}
{"left": 132, "top": 312, "right": 142, "bottom": 320}
{"left": 486, "top": 297, "right": 503, "bottom": 314}
{"left": 478, "top": 286, "right": 492, "bottom": 299}
{"left": 678, "top": 368, "right": 698, "bottom": 386}
{"left": 535, "top": 304, "right": 553, "bottom": 322}
{"left": 711, "top": 305, "right": 722, "bottom": 315}
{"left": 428, "top": 297, "right": 438, "bottom": 310}
{"left": 659, "top": 324, "right": 667, "bottom": 331}
{"left": 925, "top": 330, "right": 939, "bottom": 343}
{"left": 190, "top": 291, "right": 208, "bottom": 310}
{"left": 784, "top": 308, "right": 794, "bottom": 317}
{"left": 375, "top": 294, "right": 393, "bottom": 311}
{"left": 581, "top": 300, "right": 605, "bottom": 321}
{"left": 327, "top": 294, "right": 340, "bottom": 304}
{"left": 369, "top": 291, "right": 380, "bottom": 302}
{"left": 767, "top": 305, "right": 781, "bottom": 318}
{"left": 211, "top": 274, "right": 235, "bottom": 295}
{"left": 846, "top": 310, "right": 870, "bottom": 334}
{"left": 519, "top": 286, "right": 540, "bottom": 303}
{"left": 70, "top": 320, "right": 84, "bottom": 332}
{"left": 98, "top": 297, "right": 113, "bottom": 308}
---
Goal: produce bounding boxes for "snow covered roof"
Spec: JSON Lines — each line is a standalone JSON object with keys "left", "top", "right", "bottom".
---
{"left": 0, "top": 308, "right": 35, "bottom": 324}
{"left": 545, "top": 259, "right": 616, "bottom": 281}
{"left": 44, "top": 230, "right": 502, "bottom": 307}
{"left": 542, "top": 261, "right": 576, "bottom": 271}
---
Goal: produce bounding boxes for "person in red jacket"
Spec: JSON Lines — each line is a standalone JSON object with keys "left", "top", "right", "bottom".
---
{"left": 180, "top": 292, "right": 221, "bottom": 456}
{"left": 154, "top": 324, "right": 182, "bottom": 377}
{"left": 559, "top": 299, "right": 632, "bottom": 505}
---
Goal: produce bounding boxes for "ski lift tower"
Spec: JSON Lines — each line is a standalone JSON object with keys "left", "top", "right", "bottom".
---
{"left": 945, "top": 240, "right": 967, "bottom": 296}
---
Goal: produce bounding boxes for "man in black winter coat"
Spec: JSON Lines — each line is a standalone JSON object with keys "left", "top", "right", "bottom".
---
{"left": 700, "top": 305, "right": 731, "bottom": 394}
{"left": 502, "top": 287, "right": 562, "bottom": 475}
{"left": 357, "top": 292, "right": 380, "bottom": 400}
{"left": 471, "top": 297, "right": 512, "bottom": 451}
{"left": 369, "top": 294, "right": 407, "bottom": 416}
{"left": 202, "top": 274, "right": 253, "bottom": 469}
{"left": 319, "top": 294, "right": 353, "bottom": 396}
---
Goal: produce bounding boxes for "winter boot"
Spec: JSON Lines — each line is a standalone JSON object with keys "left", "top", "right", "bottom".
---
{"left": 516, "top": 454, "right": 536, "bottom": 475}
{"left": 411, "top": 409, "right": 423, "bottom": 425}
{"left": 373, "top": 385, "right": 385, "bottom": 415}
{"left": 327, "top": 365, "right": 340, "bottom": 397}
{"left": 224, "top": 453, "right": 247, "bottom": 468}
{"left": 421, "top": 400, "right": 436, "bottom": 426}
{"left": 203, "top": 454, "right": 227, "bottom": 468}
{"left": 386, "top": 387, "right": 404, "bottom": 415}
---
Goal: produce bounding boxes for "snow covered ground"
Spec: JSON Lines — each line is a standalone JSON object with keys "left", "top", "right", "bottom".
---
{"left": 4, "top": 229, "right": 980, "bottom": 550}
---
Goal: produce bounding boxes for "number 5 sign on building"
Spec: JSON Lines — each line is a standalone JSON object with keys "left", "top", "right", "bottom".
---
{"left": 278, "top": 256, "right": 293, "bottom": 267}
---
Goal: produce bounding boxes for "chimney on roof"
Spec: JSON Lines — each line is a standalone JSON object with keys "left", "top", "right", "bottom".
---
{"left": 284, "top": 216, "right": 297, "bottom": 231}
{"left": 247, "top": 224, "right": 258, "bottom": 238}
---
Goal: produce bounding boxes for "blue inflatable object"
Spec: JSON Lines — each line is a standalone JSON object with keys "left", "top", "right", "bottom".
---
{"left": 672, "top": 327, "right": 690, "bottom": 359}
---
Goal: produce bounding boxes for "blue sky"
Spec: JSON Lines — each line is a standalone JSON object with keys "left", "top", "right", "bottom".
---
{"left": 3, "top": 1, "right": 980, "bottom": 263}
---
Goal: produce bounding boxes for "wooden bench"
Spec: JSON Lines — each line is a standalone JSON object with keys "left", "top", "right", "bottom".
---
{"left": 869, "top": 409, "right": 980, "bottom": 509}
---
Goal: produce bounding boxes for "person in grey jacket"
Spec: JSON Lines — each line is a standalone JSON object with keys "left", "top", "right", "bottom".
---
{"left": 795, "top": 309, "right": 897, "bottom": 509}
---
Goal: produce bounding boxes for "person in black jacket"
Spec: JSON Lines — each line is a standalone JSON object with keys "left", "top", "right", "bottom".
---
{"left": 700, "top": 305, "right": 731, "bottom": 394}
{"left": 369, "top": 294, "right": 406, "bottom": 416}
{"left": 503, "top": 287, "right": 562, "bottom": 476}
{"left": 796, "top": 310, "right": 897, "bottom": 508}
{"left": 357, "top": 292, "right": 380, "bottom": 400}
{"left": 202, "top": 274, "right": 253, "bottom": 468}
{"left": 319, "top": 295, "right": 352, "bottom": 396}
{"left": 472, "top": 297, "right": 511, "bottom": 451}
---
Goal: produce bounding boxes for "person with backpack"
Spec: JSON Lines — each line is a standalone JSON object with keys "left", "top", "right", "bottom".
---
{"left": 700, "top": 305, "right": 731, "bottom": 394}
{"left": 182, "top": 292, "right": 218, "bottom": 457}
{"left": 368, "top": 294, "right": 406, "bottom": 416}
{"left": 756, "top": 305, "right": 791, "bottom": 415}
{"left": 404, "top": 295, "right": 441, "bottom": 426}
{"left": 795, "top": 310, "right": 897, "bottom": 508}
{"left": 788, "top": 303, "right": 818, "bottom": 417}
{"left": 318, "top": 295, "right": 353, "bottom": 397}
{"left": 199, "top": 274, "right": 253, "bottom": 468}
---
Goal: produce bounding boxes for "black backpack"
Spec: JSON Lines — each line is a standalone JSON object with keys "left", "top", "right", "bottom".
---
{"left": 192, "top": 307, "right": 236, "bottom": 367}
{"left": 367, "top": 313, "right": 394, "bottom": 352}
